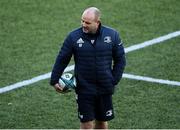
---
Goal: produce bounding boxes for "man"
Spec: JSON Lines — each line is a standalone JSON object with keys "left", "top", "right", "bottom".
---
{"left": 50, "top": 7, "right": 126, "bottom": 129}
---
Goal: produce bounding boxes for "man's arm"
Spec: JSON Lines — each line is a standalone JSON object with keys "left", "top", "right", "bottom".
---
{"left": 112, "top": 32, "right": 126, "bottom": 85}
{"left": 50, "top": 34, "right": 73, "bottom": 87}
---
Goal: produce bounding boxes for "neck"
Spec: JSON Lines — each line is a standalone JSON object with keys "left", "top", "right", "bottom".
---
{"left": 88, "top": 23, "right": 101, "bottom": 35}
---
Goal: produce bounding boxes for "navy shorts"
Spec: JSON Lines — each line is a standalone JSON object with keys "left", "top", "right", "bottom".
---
{"left": 76, "top": 94, "right": 114, "bottom": 122}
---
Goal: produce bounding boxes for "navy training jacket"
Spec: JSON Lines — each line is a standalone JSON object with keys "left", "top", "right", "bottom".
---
{"left": 50, "top": 25, "right": 126, "bottom": 95}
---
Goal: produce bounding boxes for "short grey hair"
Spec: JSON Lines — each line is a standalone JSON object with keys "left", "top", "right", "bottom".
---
{"left": 84, "top": 7, "right": 101, "bottom": 21}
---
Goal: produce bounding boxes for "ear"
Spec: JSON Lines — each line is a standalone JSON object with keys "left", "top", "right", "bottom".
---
{"left": 97, "top": 20, "right": 100, "bottom": 25}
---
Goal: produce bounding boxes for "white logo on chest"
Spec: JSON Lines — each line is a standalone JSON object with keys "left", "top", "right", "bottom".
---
{"left": 77, "top": 38, "right": 84, "bottom": 47}
{"left": 77, "top": 38, "right": 84, "bottom": 44}
{"left": 91, "top": 40, "right": 95, "bottom": 44}
{"left": 104, "top": 36, "right": 112, "bottom": 43}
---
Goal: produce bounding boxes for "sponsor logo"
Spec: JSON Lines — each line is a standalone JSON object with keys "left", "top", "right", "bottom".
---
{"left": 77, "top": 38, "right": 84, "bottom": 44}
{"left": 77, "top": 38, "right": 84, "bottom": 47}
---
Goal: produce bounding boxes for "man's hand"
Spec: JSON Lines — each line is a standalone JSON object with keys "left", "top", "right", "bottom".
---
{"left": 54, "top": 83, "right": 63, "bottom": 93}
{"left": 54, "top": 83, "right": 71, "bottom": 93}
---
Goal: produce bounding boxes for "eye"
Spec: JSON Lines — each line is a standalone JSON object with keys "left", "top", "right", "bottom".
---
{"left": 85, "top": 22, "right": 91, "bottom": 25}
{"left": 81, "top": 19, "right": 91, "bottom": 25}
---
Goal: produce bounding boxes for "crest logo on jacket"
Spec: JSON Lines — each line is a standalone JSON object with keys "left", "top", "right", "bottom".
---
{"left": 104, "top": 36, "right": 112, "bottom": 43}
{"left": 77, "top": 38, "right": 84, "bottom": 47}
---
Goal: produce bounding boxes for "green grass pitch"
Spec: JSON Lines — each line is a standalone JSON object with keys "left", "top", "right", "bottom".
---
{"left": 0, "top": 0, "right": 180, "bottom": 129}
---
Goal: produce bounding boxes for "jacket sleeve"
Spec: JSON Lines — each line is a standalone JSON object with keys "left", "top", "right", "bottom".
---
{"left": 50, "top": 34, "right": 73, "bottom": 86}
{"left": 112, "top": 32, "right": 126, "bottom": 85}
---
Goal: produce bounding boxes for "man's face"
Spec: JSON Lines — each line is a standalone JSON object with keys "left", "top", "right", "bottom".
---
{"left": 81, "top": 13, "right": 99, "bottom": 34}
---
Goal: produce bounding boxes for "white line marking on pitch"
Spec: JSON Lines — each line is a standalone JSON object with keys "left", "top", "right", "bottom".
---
{"left": 123, "top": 73, "right": 180, "bottom": 86}
{"left": 0, "top": 65, "right": 74, "bottom": 94}
{"left": 124, "top": 31, "right": 180, "bottom": 53}
{"left": 0, "top": 31, "right": 180, "bottom": 94}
